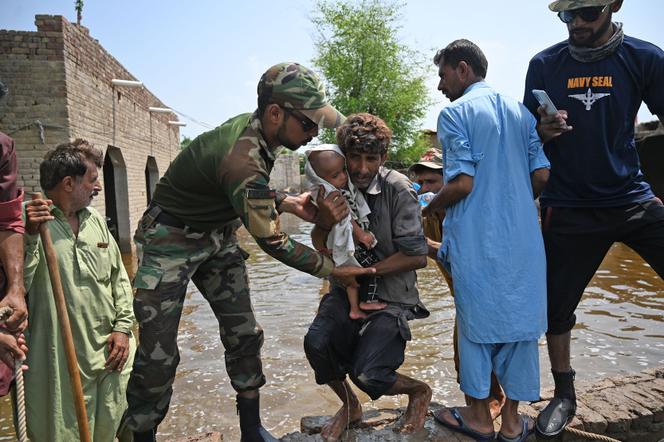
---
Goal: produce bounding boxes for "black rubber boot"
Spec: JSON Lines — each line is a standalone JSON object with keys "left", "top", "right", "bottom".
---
{"left": 536, "top": 369, "right": 577, "bottom": 439}
{"left": 237, "top": 394, "right": 279, "bottom": 442}
{"left": 132, "top": 428, "right": 157, "bottom": 442}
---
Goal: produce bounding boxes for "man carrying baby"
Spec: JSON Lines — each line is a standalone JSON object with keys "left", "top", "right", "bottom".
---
{"left": 304, "top": 113, "right": 431, "bottom": 441}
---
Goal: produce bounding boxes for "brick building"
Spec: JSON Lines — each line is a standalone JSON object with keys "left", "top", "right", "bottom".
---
{"left": 1, "top": 14, "right": 306, "bottom": 255}
{"left": 0, "top": 15, "right": 181, "bottom": 253}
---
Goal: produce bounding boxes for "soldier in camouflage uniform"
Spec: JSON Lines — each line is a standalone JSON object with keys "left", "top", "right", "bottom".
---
{"left": 124, "top": 63, "right": 373, "bottom": 442}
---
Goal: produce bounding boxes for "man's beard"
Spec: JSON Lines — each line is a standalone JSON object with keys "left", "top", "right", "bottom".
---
{"left": 350, "top": 172, "right": 374, "bottom": 191}
{"left": 569, "top": 14, "right": 613, "bottom": 47}
{"left": 277, "top": 122, "right": 308, "bottom": 151}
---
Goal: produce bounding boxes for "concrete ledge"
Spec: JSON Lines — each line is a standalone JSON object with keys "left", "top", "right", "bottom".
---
{"left": 279, "top": 366, "right": 664, "bottom": 441}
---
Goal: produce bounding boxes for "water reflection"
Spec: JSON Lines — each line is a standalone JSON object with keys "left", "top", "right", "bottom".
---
{"left": 0, "top": 214, "right": 661, "bottom": 440}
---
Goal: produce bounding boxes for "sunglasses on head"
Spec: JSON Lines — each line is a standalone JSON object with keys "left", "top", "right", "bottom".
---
{"left": 558, "top": 4, "right": 610, "bottom": 23}
{"left": 283, "top": 108, "right": 318, "bottom": 132}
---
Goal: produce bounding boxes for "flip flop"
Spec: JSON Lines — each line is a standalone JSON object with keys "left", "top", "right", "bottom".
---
{"left": 433, "top": 407, "right": 496, "bottom": 441}
{"left": 497, "top": 415, "right": 534, "bottom": 442}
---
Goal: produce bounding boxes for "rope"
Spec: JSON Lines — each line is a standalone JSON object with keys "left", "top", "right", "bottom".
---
{"left": 0, "top": 306, "right": 28, "bottom": 442}
{"left": 565, "top": 426, "right": 622, "bottom": 442}
{"left": 14, "top": 359, "right": 27, "bottom": 442}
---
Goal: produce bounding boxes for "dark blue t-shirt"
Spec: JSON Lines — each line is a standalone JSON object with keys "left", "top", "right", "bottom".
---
{"left": 524, "top": 35, "right": 664, "bottom": 207}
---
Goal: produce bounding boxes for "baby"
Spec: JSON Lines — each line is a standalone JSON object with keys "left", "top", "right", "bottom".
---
{"left": 305, "top": 144, "right": 385, "bottom": 319}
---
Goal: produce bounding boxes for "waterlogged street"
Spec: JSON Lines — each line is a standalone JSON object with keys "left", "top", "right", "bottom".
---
{"left": 0, "top": 214, "right": 662, "bottom": 440}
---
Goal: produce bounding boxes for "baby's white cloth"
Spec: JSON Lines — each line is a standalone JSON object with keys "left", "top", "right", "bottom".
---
{"left": 304, "top": 144, "right": 372, "bottom": 266}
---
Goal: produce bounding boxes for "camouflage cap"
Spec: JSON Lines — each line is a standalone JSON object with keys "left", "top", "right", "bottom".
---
{"left": 257, "top": 62, "right": 345, "bottom": 129}
{"left": 548, "top": 0, "right": 615, "bottom": 12}
{"left": 409, "top": 148, "right": 443, "bottom": 173}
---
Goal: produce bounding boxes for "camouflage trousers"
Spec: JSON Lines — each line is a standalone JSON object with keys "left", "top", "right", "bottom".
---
{"left": 124, "top": 206, "right": 265, "bottom": 432}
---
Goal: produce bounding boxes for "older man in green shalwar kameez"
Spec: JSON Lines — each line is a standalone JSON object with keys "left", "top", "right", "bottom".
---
{"left": 22, "top": 139, "right": 136, "bottom": 441}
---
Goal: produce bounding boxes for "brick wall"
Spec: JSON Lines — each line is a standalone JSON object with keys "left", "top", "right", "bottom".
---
{"left": 0, "top": 17, "right": 70, "bottom": 192}
{"left": 58, "top": 15, "right": 179, "bottom": 251}
{"left": 0, "top": 15, "right": 180, "bottom": 252}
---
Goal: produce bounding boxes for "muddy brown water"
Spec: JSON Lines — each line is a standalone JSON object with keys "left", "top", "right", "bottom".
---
{"left": 1, "top": 214, "right": 662, "bottom": 440}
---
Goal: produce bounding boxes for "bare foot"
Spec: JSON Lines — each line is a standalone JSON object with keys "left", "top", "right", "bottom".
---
{"left": 499, "top": 415, "right": 534, "bottom": 439}
{"left": 320, "top": 401, "right": 363, "bottom": 441}
{"left": 349, "top": 309, "right": 367, "bottom": 320}
{"left": 358, "top": 301, "right": 387, "bottom": 311}
{"left": 394, "top": 383, "right": 432, "bottom": 433}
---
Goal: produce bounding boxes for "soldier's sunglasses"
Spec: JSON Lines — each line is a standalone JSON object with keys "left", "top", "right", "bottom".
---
{"left": 283, "top": 108, "right": 318, "bottom": 132}
{"left": 558, "top": 4, "right": 609, "bottom": 23}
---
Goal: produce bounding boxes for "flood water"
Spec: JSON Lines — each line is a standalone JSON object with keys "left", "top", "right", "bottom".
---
{"left": 0, "top": 213, "right": 662, "bottom": 440}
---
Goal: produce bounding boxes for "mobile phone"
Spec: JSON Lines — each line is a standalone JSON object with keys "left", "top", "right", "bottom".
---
{"left": 532, "top": 89, "right": 559, "bottom": 116}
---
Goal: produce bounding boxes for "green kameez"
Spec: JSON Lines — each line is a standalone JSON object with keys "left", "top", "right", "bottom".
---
{"left": 23, "top": 205, "right": 136, "bottom": 441}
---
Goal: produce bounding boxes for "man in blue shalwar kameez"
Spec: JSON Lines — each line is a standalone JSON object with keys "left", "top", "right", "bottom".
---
{"left": 425, "top": 39, "right": 550, "bottom": 442}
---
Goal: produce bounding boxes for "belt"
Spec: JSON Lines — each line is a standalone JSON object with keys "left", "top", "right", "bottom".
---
{"left": 154, "top": 209, "right": 187, "bottom": 229}
{"left": 146, "top": 205, "right": 242, "bottom": 233}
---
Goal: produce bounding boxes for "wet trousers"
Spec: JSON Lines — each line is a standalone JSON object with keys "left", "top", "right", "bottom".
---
{"left": 542, "top": 199, "right": 664, "bottom": 334}
{"left": 304, "top": 287, "right": 410, "bottom": 400}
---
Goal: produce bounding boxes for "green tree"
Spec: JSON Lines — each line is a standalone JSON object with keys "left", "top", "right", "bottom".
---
{"left": 385, "top": 130, "right": 432, "bottom": 169}
{"left": 180, "top": 135, "right": 193, "bottom": 150}
{"left": 75, "top": 0, "right": 83, "bottom": 25}
{"left": 311, "top": 0, "right": 431, "bottom": 161}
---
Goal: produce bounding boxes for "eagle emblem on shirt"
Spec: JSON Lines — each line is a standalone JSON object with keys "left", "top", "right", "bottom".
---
{"left": 568, "top": 88, "right": 610, "bottom": 111}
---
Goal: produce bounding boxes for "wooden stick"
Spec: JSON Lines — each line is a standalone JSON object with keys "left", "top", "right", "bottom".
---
{"left": 32, "top": 193, "right": 90, "bottom": 442}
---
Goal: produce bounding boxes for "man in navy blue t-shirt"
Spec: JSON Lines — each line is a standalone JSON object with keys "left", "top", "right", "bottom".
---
{"left": 523, "top": 0, "right": 664, "bottom": 438}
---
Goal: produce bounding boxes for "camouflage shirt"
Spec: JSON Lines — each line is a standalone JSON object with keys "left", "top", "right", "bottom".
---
{"left": 152, "top": 112, "right": 333, "bottom": 278}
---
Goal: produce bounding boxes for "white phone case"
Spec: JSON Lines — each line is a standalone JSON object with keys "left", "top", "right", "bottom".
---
{"left": 532, "top": 89, "right": 559, "bottom": 116}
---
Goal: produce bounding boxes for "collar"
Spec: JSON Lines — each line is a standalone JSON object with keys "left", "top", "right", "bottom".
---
{"left": 364, "top": 167, "right": 385, "bottom": 195}
{"left": 249, "top": 111, "right": 282, "bottom": 161}
{"left": 462, "top": 80, "right": 489, "bottom": 97}
{"left": 51, "top": 204, "right": 92, "bottom": 223}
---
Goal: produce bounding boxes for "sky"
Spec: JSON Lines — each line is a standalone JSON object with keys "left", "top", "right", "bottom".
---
{"left": 3, "top": 0, "right": 663, "bottom": 141}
